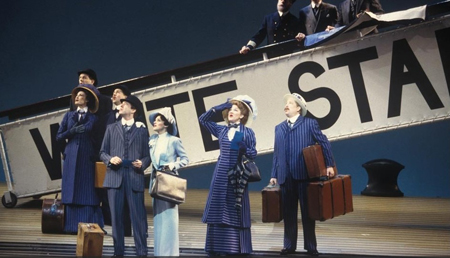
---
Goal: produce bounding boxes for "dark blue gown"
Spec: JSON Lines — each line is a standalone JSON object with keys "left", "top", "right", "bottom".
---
{"left": 56, "top": 111, "right": 104, "bottom": 233}
{"left": 199, "top": 108, "right": 257, "bottom": 255}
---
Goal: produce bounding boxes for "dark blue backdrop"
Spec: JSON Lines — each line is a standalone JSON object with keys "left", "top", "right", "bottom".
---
{"left": 1, "top": 0, "right": 448, "bottom": 197}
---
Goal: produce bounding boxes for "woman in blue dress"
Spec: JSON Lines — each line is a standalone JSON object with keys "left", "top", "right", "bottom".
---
{"left": 56, "top": 84, "right": 104, "bottom": 233}
{"left": 148, "top": 107, "right": 189, "bottom": 256}
{"left": 199, "top": 95, "right": 258, "bottom": 256}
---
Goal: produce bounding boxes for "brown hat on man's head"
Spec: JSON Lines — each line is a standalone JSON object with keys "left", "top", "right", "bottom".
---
{"left": 78, "top": 68, "right": 98, "bottom": 86}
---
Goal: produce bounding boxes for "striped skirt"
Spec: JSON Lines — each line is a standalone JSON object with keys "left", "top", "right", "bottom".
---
{"left": 205, "top": 223, "right": 252, "bottom": 255}
{"left": 64, "top": 204, "right": 104, "bottom": 233}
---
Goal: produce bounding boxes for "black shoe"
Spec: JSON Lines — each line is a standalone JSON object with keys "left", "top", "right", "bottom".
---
{"left": 280, "top": 248, "right": 296, "bottom": 255}
{"left": 306, "top": 249, "right": 319, "bottom": 256}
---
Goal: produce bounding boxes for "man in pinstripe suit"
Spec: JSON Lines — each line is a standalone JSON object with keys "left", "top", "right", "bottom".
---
{"left": 270, "top": 93, "right": 335, "bottom": 256}
{"left": 100, "top": 95, "right": 150, "bottom": 257}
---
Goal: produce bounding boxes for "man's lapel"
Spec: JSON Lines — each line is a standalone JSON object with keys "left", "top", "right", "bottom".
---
{"left": 114, "top": 122, "right": 124, "bottom": 142}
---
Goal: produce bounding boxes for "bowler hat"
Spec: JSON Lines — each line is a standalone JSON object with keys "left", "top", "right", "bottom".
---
{"left": 114, "top": 84, "right": 131, "bottom": 96}
{"left": 78, "top": 68, "right": 98, "bottom": 86}
{"left": 71, "top": 84, "right": 100, "bottom": 113}
{"left": 284, "top": 93, "right": 307, "bottom": 116}
{"left": 149, "top": 107, "right": 178, "bottom": 136}
{"left": 120, "top": 95, "right": 143, "bottom": 116}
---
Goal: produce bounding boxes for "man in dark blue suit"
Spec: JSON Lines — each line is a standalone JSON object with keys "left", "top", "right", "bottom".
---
{"left": 239, "top": 0, "right": 305, "bottom": 54}
{"left": 336, "top": 0, "right": 384, "bottom": 27}
{"left": 102, "top": 84, "right": 133, "bottom": 236}
{"left": 270, "top": 93, "right": 335, "bottom": 256}
{"left": 100, "top": 95, "right": 150, "bottom": 257}
{"left": 299, "top": 0, "right": 339, "bottom": 35}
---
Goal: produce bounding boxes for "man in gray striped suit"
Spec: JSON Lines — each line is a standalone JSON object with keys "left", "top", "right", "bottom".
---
{"left": 270, "top": 93, "right": 335, "bottom": 256}
{"left": 100, "top": 95, "right": 150, "bottom": 257}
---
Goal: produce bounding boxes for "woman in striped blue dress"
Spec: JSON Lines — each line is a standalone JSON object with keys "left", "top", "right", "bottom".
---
{"left": 199, "top": 95, "right": 258, "bottom": 256}
{"left": 56, "top": 84, "right": 104, "bottom": 233}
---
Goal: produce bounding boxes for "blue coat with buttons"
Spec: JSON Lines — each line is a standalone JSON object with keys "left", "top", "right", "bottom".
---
{"left": 250, "top": 11, "right": 302, "bottom": 47}
{"left": 56, "top": 110, "right": 99, "bottom": 205}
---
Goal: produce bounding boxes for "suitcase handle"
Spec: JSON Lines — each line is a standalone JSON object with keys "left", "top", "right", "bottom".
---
{"left": 265, "top": 183, "right": 280, "bottom": 189}
{"left": 53, "top": 193, "right": 59, "bottom": 205}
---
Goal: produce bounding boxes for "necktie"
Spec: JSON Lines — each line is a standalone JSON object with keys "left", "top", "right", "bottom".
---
{"left": 313, "top": 6, "right": 319, "bottom": 18}
{"left": 78, "top": 110, "right": 85, "bottom": 121}
{"left": 228, "top": 123, "right": 239, "bottom": 128}
{"left": 288, "top": 121, "right": 293, "bottom": 128}
{"left": 123, "top": 124, "right": 130, "bottom": 132}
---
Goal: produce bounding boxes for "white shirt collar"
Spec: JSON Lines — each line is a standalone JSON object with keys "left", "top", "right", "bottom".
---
{"left": 278, "top": 11, "right": 290, "bottom": 17}
{"left": 76, "top": 106, "right": 88, "bottom": 113}
{"left": 113, "top": 104, "right": 120, "bottom": 110}
{"left": 121, "top": 118, "right": 135, "bottom": 127}
{"left": 287, "top": 113, "right": 300, "bottom": 124}
{"left": 311, "top": 1, "right": 322, "bottom": 9}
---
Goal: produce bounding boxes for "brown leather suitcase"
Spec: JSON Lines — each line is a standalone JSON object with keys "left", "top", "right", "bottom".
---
{"left": 261, "top": 184, "right": 283, "bottom": 223}
{"left": 303, "top": 144, "right": 338, "bottom": 180}
{"left": 95, "top": 162, "right": 107, "bottom": 188}
{"left": 41, "top": 194, "right": 64, "bottom": 234}
{"left": 307, "top": 175, "right": 353, "bottom": 221}
{"left": 76, "top": 223, "right": 104, "bottom": 257}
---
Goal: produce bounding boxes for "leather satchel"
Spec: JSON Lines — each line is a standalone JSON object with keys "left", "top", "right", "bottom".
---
{"left": 242, "top": 155, "right": 261, "bottom": 182}
{"left": 41, "top": 193, "right": 64, "bottom": 234}
{"left": 150, "top": 170, "right": 187, "bottom": 204}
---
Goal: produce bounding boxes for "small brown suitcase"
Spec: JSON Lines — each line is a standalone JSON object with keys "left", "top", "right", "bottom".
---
{"left": 76, "top": 223, "right": 104, "bottom": 257}
{"left": 95, "top": 162, "right": 107, "bottom": 188}
{"left": 261, "top": 184, "right": 283, "bottom": 223}
{"left": 307, "top": 175, "right": 353, "bottom": 221}
{"left": 41, "top": 194, "right": 64, "bottom": 234}
{"left": 303, "top": 144, "right": 338, "bottom": 180}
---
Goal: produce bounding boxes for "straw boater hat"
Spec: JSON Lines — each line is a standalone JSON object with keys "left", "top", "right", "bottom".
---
{"left": 149, "top": 107, "right": 178, "bottom": 136}
{"left": 284, "top": 93, "right": 307, "bottom": 116}
{"left": 225, "top": 95, "right": 258, "bottom": 127}
{"left": 71, "top": 84, "right": 99, "bottom": 113}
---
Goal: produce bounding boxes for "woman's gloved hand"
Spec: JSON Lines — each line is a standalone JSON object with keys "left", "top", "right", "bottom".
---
{"left": 213, "top": 101, "right": 232, "bottom": 112}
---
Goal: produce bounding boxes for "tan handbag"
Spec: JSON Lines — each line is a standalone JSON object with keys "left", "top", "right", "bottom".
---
{"left": 150, "top": 170, "right": 187, "bottom": 204}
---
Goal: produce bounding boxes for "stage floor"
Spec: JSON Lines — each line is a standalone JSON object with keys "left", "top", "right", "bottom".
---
{"left": 0, "top": 183, "right": 449, "bottom": 257}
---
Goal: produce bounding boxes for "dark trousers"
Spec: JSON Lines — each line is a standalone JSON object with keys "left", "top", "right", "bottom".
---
{"left": 98, "top": 188, "right": 132, "bottom": 236}
{"left": 107, "top": 174, "right": 148, "bottom": 256}
{"left": 281, "top": 176, "right": 317, "bottom": 251}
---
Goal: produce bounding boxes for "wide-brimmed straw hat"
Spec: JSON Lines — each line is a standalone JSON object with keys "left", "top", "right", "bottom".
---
{"left": 284, "top": 93, "right": 307, "bottom": 116}
{"left": 225, "top": 95, "right": 258, "bottom": 127}
{"left": 149, "top": 107, "right": 178, "bottom": 136}
{"left": 71, "top": 84, "right": 100, "bottom": 113}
